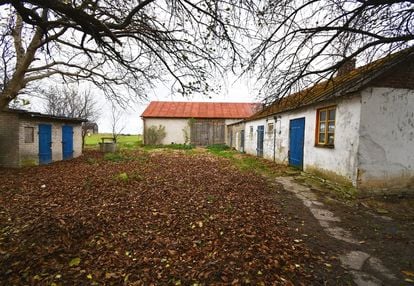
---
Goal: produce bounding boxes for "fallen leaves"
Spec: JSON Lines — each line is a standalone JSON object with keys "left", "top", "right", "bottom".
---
{"left": 0, "top": 150, "right": 335, "bottom": 285}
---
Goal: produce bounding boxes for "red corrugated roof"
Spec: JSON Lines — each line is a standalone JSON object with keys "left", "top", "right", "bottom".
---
{"left": 141, "top": 101, "right": 260, "bottom": 119}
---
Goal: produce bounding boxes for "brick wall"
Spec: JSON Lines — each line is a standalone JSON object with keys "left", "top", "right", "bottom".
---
{"left": 371, "top": 57, "right": 414, "bottom": 89}
{"left": 0, "top": 112, "right": 19, "bottom": 167}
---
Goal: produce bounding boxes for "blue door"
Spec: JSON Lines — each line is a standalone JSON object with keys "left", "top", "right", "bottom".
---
{"left": 38, "top": 124, "right": 52, "bottom": 164}
{"left": 257, "top": 125, "right": 264, "bottom": 157}
{"left": 289, "top": 118, "right": 305, "bottom": 169}
{"left": 62, "top": 125, "right": 74, "bottom": 160}
{"left": 240, "top": 130, "right": 245, "bottom": 152}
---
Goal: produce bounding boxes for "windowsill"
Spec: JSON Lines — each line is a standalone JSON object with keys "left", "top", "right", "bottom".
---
{"left": 315, "top": 144, "right": 335, "bottom": 149}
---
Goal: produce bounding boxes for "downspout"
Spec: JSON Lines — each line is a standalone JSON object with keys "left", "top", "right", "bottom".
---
{"left": 273, "top": 116, "right": 277, "bottom": 162}
{"left": 273, "top": 115, "right": 281, "bottom": 162}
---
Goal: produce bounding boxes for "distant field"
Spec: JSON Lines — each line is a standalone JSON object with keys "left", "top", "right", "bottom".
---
{"left": 84, "top": 133, "right": 142, "bottom": 149}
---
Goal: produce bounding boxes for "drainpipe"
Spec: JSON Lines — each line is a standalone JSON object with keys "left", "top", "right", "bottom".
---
{"left": 273, "top": 116, "right": 277, "bottom": 162}
{"left": 273, "top": 115, "right": 281, "bottom": 162}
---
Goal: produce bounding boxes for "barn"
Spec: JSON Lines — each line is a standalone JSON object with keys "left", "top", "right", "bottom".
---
{"left": 230, "top": 48, "right": 414, "bottom": 192}
{"left": 0, "top": 108, "right": 85, "bottom": 167}
{"left": 141, "top": 101, "right": 258, "bottom": 146}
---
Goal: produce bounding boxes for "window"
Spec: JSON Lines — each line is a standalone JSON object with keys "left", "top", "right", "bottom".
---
{"left": 24, "top": 127, "right": 34, "bottom": 143}
{"left": 316, "top": 106, "right": 336, "bottom": 147}
{"left": 267, "top": 122, "right": 274, "bottom": 133}
{"left": 249, "top": 126, "right": 253, "bottom": 136}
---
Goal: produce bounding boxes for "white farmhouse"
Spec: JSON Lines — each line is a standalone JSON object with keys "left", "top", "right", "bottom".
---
{"left": 228, "top": 48, "right": 414, "bottom": 192}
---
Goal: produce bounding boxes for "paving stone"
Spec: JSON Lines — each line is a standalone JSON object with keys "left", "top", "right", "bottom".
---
{"left": 350, "top": 270, "right": 383, "bottom": 286}
{"left": 340, "top": 251, "right": 370, "bottom": 270}
{"left": 309, "top": 208, "right": 341, "bottom": 222}
{"left": 325, "top": 227, "right": 359, "bottom": 244}
{"left": 368, "top": 256, "right": 397, "bottom": 280}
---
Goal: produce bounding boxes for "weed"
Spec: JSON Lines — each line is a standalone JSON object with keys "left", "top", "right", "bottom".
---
{"left": 206, "top": 194, "right": 216, "bottom": 203}
{"left": 117, "top": 172, "right": 129, "bottom": 181}
{"left": 86, "top": 157, "right": 98, "bottom": 165}
{"left": 104, "top": 152, "right": 126, "bottom": 162}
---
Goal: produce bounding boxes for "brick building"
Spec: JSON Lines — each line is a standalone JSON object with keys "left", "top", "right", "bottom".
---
{"left": 0, "top": 109, "right": 85, "bottom": 167}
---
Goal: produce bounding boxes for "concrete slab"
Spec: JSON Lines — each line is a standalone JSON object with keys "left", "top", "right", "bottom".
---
{"left": 309, "top": 208, "right": 341, "bottom": 222}
{"left": 340, "top": 251, "right": 370, "bottom": 270}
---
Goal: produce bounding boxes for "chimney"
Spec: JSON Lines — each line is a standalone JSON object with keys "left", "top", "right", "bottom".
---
{"left": 337, "top": 58, "right": 356, "bottom": 77}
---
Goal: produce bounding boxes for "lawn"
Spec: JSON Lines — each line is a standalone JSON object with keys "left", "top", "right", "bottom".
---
{"left": 0, "top": 149, "right": 343, "bottom": 285}
{"left": 84, "top": 133, "right": 142, "bottom": 149}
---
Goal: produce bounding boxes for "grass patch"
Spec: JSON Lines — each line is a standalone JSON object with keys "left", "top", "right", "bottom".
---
{"left": 85, "top": 134, "right": 142, "bottom": 150}
{"left": 205, "top": 146, "right": 288, "bottom": 178}
{"left": 104, "top": 152, "right": 127, "bottom": 162}
{"left": 143, "top": 143, "right": 193, "bottom": 150}
{"left": 205, "top": 144, "right": 234, "bottom": 158}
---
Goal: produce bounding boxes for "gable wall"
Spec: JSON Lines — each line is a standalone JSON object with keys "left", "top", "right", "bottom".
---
{"left": 358, "top": 87, "right": 414, "bottom": 191}
{"left": 227, "top": 121, "right": 245, "bottom": 151}
{"left": 143, "top": 118, "right": 188, "bottom": 144}
{"left": 371, "top": 59, "right": 414, "bottom": 90}
{"left": 244, "top": 95, "right": 362, "bottom": 185}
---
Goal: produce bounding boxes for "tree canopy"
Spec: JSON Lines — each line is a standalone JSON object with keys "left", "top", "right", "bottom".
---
{"left": 249, "top": 0, "right": 414, "bottom": 103}
{"left": 0, "top": 0, "right": 413, "bottom": 110}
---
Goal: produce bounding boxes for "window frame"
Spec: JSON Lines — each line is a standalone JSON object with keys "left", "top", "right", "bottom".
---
{"left": 315, "top": 105, "right": 336, "bottom": 148}
{"left": 267, "top": 122, "right": 274, "bottom": 134}
{"left": 24, "top": 126, "right": 34, "bottom": 143}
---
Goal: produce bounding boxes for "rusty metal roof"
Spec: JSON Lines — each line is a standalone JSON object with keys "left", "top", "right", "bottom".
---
{"left": 141, "top": 101, "right": 260, "bottom": 119}
{"left": 248, "top": 47, "right": 414, "bottom": 121}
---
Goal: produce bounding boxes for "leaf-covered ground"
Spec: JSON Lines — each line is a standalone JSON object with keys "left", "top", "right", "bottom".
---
{"left": 0, "top": 150, "right": 341, "bottom": 285}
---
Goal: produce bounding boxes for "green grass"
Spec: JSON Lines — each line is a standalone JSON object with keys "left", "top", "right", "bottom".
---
{"left": 85, "top": 133, "right": 142, "bottom": 149}
{"left": 143, "top": 143, "right": 194, "bottom": 151}
{"left": 205, "top": 144, "right": 287, "bottom": 177}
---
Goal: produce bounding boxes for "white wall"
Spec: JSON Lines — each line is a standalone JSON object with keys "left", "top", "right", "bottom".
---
{"left": 144, "top": 118, "right": 188, "bottom": 144}
{"left": 358, "top": 87, "right": 414, "bottom": 190}
{"left": 245, "top": 95, "right": 362, "bottom": 185}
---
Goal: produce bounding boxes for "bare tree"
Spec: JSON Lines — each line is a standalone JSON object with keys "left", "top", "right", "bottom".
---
{"left": 42, "top": 85, "right": 100, "bottom": 148}
{"left": 0, "top": 1, "right": 257, "bottom": 110}
{"left": 248, "top": 0, "right": 414, "bottom": 104}
{"left": 109, "top": 104, "right": 125, "bottom": 143}
{"left": 1, "top": 1, "right": 412, "bottom": 109}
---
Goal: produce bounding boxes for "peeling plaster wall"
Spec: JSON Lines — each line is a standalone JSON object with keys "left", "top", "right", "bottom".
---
{"left": 244, "top": 95, "right": 361, "bottom": 185}
{"left": 143, "top": 118, "right": 188, "bottom": 145}
{"left": 358, "top": 87, "right": 414, "bottom": 191}
{"left": 227, "top": 122, "right": 245, "bottom": 151}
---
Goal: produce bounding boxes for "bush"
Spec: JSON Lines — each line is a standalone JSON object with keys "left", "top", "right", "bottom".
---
{"left": 145, "top": 125, "right": 166, "bottom": 145}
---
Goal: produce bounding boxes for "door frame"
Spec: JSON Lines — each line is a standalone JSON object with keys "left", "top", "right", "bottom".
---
{"left": 289, "top": 117, "right": 305, "bottom": 169}
{"left": 256, "top": 125, "right": 264, "bottom": 157}
{"left": 62, "top": 125, "right": 74, "bottom": 160}
{"left": 38, "top": 124, "right": 52, "bottom": 165}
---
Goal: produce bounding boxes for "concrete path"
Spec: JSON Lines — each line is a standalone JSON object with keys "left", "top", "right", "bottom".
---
{"left": 277, "top": 177, "right": 398, "bottom": 286}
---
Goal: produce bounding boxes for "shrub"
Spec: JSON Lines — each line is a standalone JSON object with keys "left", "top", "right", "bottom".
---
{"left": 145, "top": 125, "right": 166, "bottom": 145}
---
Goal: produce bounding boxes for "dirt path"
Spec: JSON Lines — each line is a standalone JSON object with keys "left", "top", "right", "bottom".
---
{"left": 274, "top": 176, "right": 414, "bottom": 286}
